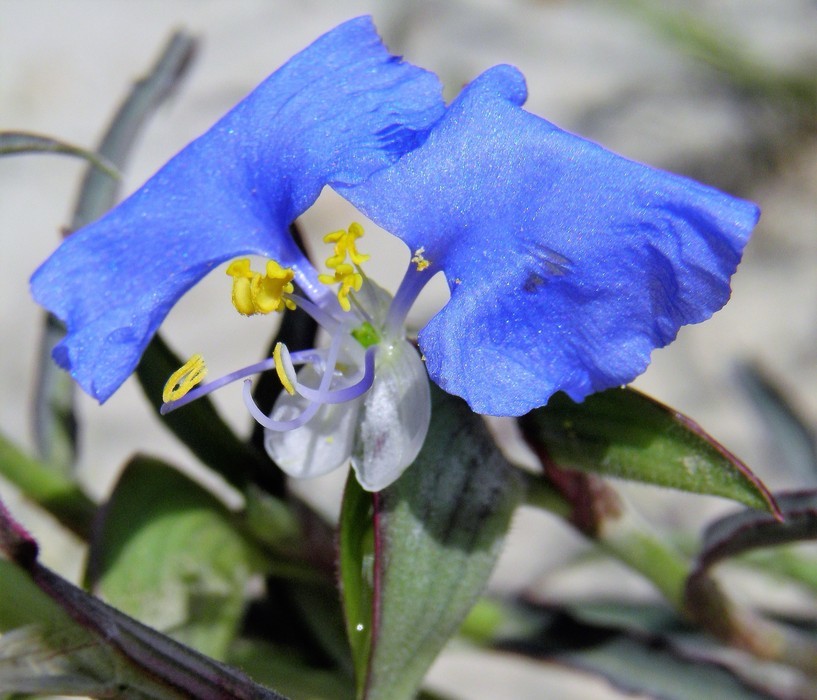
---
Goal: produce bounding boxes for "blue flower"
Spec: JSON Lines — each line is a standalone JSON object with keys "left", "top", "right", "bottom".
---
{"left": 30, "top": 17, "right": 444, "bottom": 405}
{"left": 340, "top": 65, "right": 759, "bottom": 416}
{"left": 31, "top": 17, "right": 758, "bottom": 491}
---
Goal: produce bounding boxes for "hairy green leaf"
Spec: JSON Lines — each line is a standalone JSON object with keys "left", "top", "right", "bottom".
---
{"left": 88, "top": 456, "right": 265, "bottom": 661}
{"left": 520, "top": 387, "right": 776, "bottom": 512}
{"left": 340, "top": 386, "right": 523, "bottom": 700}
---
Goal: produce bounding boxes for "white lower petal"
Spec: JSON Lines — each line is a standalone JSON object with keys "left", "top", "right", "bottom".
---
{"left": 351, "top": 340, "right": 431, "bottom": 491}
{"left": 264, "top": 364, "right": 362, "bottom": 479}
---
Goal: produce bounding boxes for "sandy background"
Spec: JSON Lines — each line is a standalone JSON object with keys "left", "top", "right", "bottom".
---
{"left": 2, "top": 1, "right": 817, "bottom": 697}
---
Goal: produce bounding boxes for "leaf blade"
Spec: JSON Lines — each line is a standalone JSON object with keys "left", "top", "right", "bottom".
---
{"left": 340, "top": 386, "right": 524, "bottom": 700}
{"left": 88, "top": 456, "right": 266, "bottom": 661}
{"left": 520, "top": 387, "right": 777, "bottom": 513}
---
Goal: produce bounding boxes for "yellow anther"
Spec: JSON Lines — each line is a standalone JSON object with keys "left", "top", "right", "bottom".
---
{"left": 323, "top": 222, "right": 370, "bottom": 267}
{"left": 320, "top": 223, "right": 369, "bottom": 312}
{"left": 226, "top": 258, "right": 295, "bottom": 316}
{"left": 273, "top": 342, "right": 296, "bottom": 395}
{"left": 163, "top": 354, "right": 207, "bottom": 403}
{"left": 337, "top": 271, "right": 363, "bottom": 312}
{"left": 411, "top": 247, "right": 431, "bottom": 272}
{"left": 226, "top": 259, "right": 256, "bottom": 315}
{"left": 253, "top": 260, "right": 297, "bottom": 313}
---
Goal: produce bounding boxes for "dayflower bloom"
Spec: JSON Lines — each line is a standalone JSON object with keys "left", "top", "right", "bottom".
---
{"left": 31, "top": 17, "right": 759, "bottom": 491}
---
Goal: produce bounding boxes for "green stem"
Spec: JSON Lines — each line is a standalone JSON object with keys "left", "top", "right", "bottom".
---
{"left": 0, "top": 432, "right": 95, "bottom": 539}
{"left": 526, "top": 475, "right": 688, "bottom": 608}
{"left": 527, "top": 470, "right": 817, "bottom": 676}
{"left": 596, "top": 505, "right": 689, "bottom": 609}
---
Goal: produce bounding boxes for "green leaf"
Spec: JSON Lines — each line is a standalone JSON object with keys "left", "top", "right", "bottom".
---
{"left": 554, "top": 636, "right": 774, "bottom": 700}
{"left": 228, "top": 638, "right": 355, "bottom": 700}
{"left": 0, "top": 559, "right": 70, "bottom": 631}
{"left": 520, "top": 387, "right": 777, "bottom": 512}
{"left": 681, "top": 491, "right": 817, "bottom": 672}
{"left": 88, "top": 456, "right": 265, "bottom": 660}
{"left": 339, "top": 386, "right": 524, "bottom": 700}
{"left": 338, "top": 468, "right": 376, "bottom": 682}
{"left": 489, "top": 602, "right": 776, "bottom": 700}
{"left": 0, "top": 430, "right": 95, "bottom": 538}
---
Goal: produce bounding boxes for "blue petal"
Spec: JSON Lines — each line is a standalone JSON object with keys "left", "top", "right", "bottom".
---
{"left": 30, "top": 17, "right": 444, "bottom": 402}
{"left": 341, "top": 65, "right": 759, "bottom": 416}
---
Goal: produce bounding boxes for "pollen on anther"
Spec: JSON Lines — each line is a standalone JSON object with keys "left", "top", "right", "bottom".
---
{"left": 227, "top": 258, "right": 295, "bottom": 315}
{"left": 411, "top": 247, "right": 431, "bottom": 271}
{"left": 163, "top": 354, "right": 207, "bottom": 403}
{"left": 273, "top": 342, "right": 297, "bottom": 395}
{"left": 320, "top": 223, "right": 369, "bottom": 311}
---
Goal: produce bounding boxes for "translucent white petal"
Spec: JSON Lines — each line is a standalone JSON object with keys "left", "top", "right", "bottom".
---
{"left": 351, "top": 340, "right": 431, "bottom": 491}
{"left": 264, "top": 364, "right": 362, "bottom": 479}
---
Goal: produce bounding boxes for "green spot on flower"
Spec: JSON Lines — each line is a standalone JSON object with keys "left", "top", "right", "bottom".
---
{"left": 352, "top": 321, "right": 380, "bottom": 348}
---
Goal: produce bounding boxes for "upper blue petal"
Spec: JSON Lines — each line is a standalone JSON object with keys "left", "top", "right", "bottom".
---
{"left": 30, "top": 16, "right": 444, "bottom": 402}
{"left": 340, "top": 65, "right": 759, "bottom": 416}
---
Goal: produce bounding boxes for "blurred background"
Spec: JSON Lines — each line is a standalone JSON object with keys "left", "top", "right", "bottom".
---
{"left": 2, "top": 1, "right": 816, "bottom": 697}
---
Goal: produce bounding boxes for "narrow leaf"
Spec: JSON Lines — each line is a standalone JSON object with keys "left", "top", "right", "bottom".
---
{"left": 494, "top": 604, "right": 778, "bottom": 700}
{"left": 340, "top": 386, "right": 524, "bottom": 700}
{"left": 33, "top": 31, "right": 196, "bottom": 472}
{"left": 338, "top": 467, "right": 376, "bottom": 681}
{"left": 0, "top": 131, "right": 118, "bottom": 177}
{"left": 693, "top": 490, "right": 817, "bottom": 578}
{"left": 88, "top": 456, "right": 265, "bottom": 661}
{"left": 683, "top": 491, "right": 817, "bottom": 674}
{"left": 738, "top": 362, "right": 817, "bottom": 481}
{"left": 520, "top": 387, "right": 777, "bottom": 513}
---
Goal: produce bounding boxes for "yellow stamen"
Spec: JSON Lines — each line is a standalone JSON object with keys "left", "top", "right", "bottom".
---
{"left": 323, "top": 222, "right": 370, "bottom": 266}
{"left": 163, "top": 354, "right": 207, "bottom": 403}
{"left": 320, "top": 223, "right": 369, "bottom": 312}
{"left": 273, "top": 342, "right": 296, "bottom": 395}
{"left": 227, "top": 258, "right": 295, "bottom": 315}
{"left": 411, "top": 247, "right": 431, "bottom": 272}
{"left": 226, "top": 259, "right": 256, "bottom": 315}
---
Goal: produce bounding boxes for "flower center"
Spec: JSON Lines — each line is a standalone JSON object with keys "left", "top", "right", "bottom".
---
{"left": 161, "top": 223, "right": 410, "bottom": 425}
{"left": 159, "top": 222, "right": 434, "bottom": 490}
